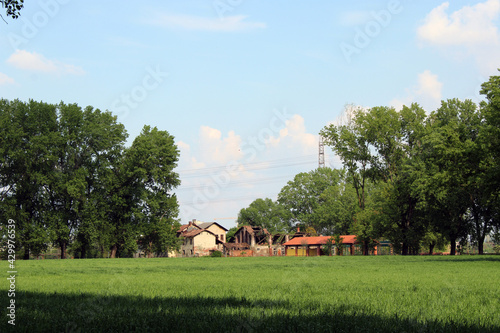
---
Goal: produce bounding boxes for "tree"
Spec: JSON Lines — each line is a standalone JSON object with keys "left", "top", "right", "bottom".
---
{"left": 320, "top": 105, "right": 373, "bottom": 211}
{"left": 277, "top": 167, "right": 342, "bottom": 232}
{"left": 120, "top": 126, "right": 181, "bottom": 257}
{"left": 322, "top": 236, "right": 334, "bottom": 256}
{"left": 333, "top": 234, "right": 344, "bottom": 256}
{"left": 314, "top": 170, "right": 358, "bottom": 235}
{"left": 321, "top": 104, "right": 428, "bottom": 255}
{"left": 225, "top": 227, "right": 239, "bottom": 242}
{"left": 0, "top": 99, "right": 181, "bottom": 259}
{"left": 416, "top": 99, "right": 482, "bottom": 255}
{"left": 237, "top": 198, "right": 291, "bottom": 233}
{"left": 53, "top": 104, "right": 128, "bottom": 259}
{"left": 1, "top": 0, "right": 23, "bottom": 20}
{"left": 420, "top": 229, "right": 447, "bottom": 255}
{"left": 0, "top": 100, "right": 56, "bottom": 259}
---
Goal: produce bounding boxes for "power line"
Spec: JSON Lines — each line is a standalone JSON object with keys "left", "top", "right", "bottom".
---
{"left": 177, "top": 154, "right": 317, "bottom": 178}
{"left": 176, "top": 174, "right": 294, "bottom": 191}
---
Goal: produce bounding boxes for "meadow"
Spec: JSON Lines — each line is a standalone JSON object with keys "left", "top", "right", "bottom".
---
{"left": 1, "top": 255, "right": 499, "bottom": 332}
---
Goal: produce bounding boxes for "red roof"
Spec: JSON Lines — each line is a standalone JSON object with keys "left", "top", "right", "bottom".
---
{"left": 283, "top": 235, "right": 358, "bottom": 246}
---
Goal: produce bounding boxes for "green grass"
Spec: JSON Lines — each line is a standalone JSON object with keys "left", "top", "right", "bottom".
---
{"left": 1, "top": 256, "right": 499, "bottom": 332}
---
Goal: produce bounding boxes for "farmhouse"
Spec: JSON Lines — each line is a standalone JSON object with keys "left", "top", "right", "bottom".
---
{"left": 178, "top": 220, "right": 228, "bottom": 257}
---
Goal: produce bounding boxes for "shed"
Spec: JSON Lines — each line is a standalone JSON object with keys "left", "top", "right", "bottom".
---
{"left": 283, "top": 235, "right": 358, "bottom": 256}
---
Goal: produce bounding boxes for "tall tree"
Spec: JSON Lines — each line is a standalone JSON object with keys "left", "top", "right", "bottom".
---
{"left": 0, "top": 100, "right": 58, "bottom": 259}
{"left": 321, "top": 104, "right": 428, "bottom": 254}
{"left": 320, "top": 106, "right": 373, "bottom": 211}
{"left": 50, "top": 103, "right": 127, "bottom": 259}
{"left": 109, "top": 125, "right": 181, "bottom": 258}
{"left": 417, "top": 99, "right": 482, "bottom": 255}
{"left": 237, "top": 198, "right": 291, "bottom": 233}
{"left": 277, "top": 167, "right": 342, "bottom": 232}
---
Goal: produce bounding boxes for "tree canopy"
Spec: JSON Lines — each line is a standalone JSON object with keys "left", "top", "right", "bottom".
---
{"left": 0, "top": 99, "right": 181, "bottom": 259}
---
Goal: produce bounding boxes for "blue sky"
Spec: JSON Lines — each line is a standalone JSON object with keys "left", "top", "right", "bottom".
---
{"left": 1, "top": 0, "right": 499, "bottom": 229}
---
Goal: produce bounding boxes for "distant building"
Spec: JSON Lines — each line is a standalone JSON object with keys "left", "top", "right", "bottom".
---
{"left": 177, "top": 220, "right": 227, "bottom": 257}
{"left": 224, "top": 225, "right": 290, "bottom": 257}
{"left": 283, "top": 235, "right": 389, "bottom": 256}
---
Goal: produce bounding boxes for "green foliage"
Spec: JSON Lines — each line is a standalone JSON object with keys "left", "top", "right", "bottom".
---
{"left": 277, "top": 167, "right": 347, "bottom": 233}
{"left": 322, "top": 236, "right": 334, "bottom": 256}
{"left": 210, "top": 250, "right": 223, "bottom": 257}
{"left": 331, "top": 234, "right": 342, "bottom": 256}
{"left": 225, "top": 227, "right": 239, "bottom": 242}
{"left": 0, "top": 99, "right": 180, "bottom": 259}
{"left": 237, "top": 198, "right": 291, "bottom": 233}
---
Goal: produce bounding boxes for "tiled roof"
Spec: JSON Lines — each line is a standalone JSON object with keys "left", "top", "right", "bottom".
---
{"left": 196, "top": 222, "right": 228, "bottom": 231}
{"left": 178, "top": 224, "right": 201, "bottom": 233}
{"left": 182, "top": 229, "right": 215, "bottom": 238}
{"left": 283, "top": 235, "right": 358, "bottom": 246}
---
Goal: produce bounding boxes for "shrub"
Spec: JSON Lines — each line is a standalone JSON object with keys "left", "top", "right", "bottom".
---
{"left": 210, "top": 250, "right": 223, "bottom": 257}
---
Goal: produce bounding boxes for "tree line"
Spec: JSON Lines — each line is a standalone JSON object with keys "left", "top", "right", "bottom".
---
{"left": 0, "top": 100, "right": 181, "bottom": 259}
{"left": 237, "top": 74, "right": 500, "bottom": 255}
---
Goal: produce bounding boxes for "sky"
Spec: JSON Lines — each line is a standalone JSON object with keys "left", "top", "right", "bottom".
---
{"left": 1, "top": 0, "right": 499, "bottom": 229}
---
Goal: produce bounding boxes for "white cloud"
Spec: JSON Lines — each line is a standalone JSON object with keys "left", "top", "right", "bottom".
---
{"left": 149, "top": 14, "right": 266, "bottom": 32}
{"left": 417, "top": 0, "right": 500, "bottom": 75}
{"left": 6, "top": 50, "right": 85, "bottom": 75}
{"left": 267, "top": 114, "right": 317, "bottom": 154}
{"left": 175, "top": 116, "right": 321, "bottom": 224}
{"left": 390, "top": 70, "right": 443, "bottom": 112}
{"left": 0, "top": 72, "right": 15, "bottom": 85}
{"left": 198, "top": 126, "right": 243, "bottom": 165}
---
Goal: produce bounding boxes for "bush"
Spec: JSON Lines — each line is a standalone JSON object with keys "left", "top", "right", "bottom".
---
{"left": 210, "top": 250, "right": 223, "bottom": 257}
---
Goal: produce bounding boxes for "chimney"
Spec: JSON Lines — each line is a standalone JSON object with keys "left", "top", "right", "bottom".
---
{"left": 297, "top": 227, "right": 300, "bottom": 233}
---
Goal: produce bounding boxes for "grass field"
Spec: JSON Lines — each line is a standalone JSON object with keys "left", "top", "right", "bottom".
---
{"left": 1, "top": 255, "right": 499, "bottom": 332}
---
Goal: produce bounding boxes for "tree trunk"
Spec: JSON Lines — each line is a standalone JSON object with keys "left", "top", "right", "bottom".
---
{"left": 429, "top": 243, "right": 435, "bottom": 255}
{"left": 23, "top": 246, "right": 30, "bottom": 260}
{"left": 402, "top": 242, "right": 409, "bottom": 256}
{"left": 450, "top": 239, "right": 456, "bottom": 256}
{"left": 363, "top": 241, "right": 369, "bottom": 255}
{"left": 478, "top": 235, "right": 485, "bottom": 255}
{"left": 110, "top": 245, "right": 117, "bottom": 258}
{"left": 60, "top": 241, "right": 67, "bottom": 259}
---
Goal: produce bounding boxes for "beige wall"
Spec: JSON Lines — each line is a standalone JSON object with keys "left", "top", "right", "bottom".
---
{"left": 180, "top": 231, "right": 218, "bottom": 257}
{"left": 194, "top": 231, "right": 217, "bottom": 251}
{"left": 205, "top": 225, "right": 226, "bottom": 243}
